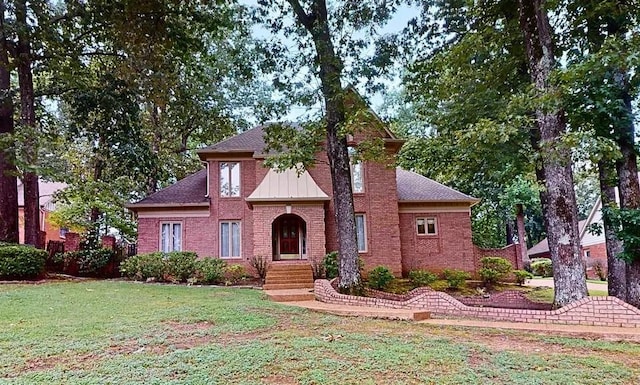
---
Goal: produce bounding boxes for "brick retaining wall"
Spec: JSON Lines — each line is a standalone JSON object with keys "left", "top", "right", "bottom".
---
{"left": 314, "top": 280, "right": 640, "bottom": 327}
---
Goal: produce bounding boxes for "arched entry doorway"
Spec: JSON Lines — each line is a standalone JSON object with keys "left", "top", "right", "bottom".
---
{"left": 272, "top": 214, "right": 307, "bottom": 260}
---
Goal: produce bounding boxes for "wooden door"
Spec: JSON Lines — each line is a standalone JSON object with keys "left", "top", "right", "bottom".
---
{"left": 279, "top": 218, "right": 299, "bottom": 254}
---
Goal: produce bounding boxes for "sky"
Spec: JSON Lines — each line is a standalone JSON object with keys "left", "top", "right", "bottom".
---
{"left": 240, "top": 1, "right": 420, "bottom": 121}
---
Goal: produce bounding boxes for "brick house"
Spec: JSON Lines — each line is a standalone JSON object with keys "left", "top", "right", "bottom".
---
{"left": 128, "top": 119, "right": 498, "bottom": 277}
{"left": 528, "top": 204, "right": 608, "bottom": 278}
{"left": 17, "top": 179, "right": 68, "bottom": 245}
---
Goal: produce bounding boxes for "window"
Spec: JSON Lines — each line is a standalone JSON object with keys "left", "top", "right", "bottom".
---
{"left": 161, "top": 222, "right": 182, "bottom": 252}
{"left": 348, "top": 147, "right": 364, "bottom": 193}
{"left": 59, "top": 228, "right": 69, "bottom": 239}
{"left": 584, "top": 249, "right": 591, "bottom": 258}
{"left": 220, "top": 221, "right": 241, "bottom": 258}
{"left": 355, "top": 214, "right": 367, "bottom": 252}
{"left": 417, "top": 217, "right": 437, "bottom": 235}
{"left": 220, "top": 162, "right": 240, "bottom": 197}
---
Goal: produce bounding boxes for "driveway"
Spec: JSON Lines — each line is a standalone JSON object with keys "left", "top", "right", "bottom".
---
{"left": 527, "top": 278, "right": 608, "bottom": 292}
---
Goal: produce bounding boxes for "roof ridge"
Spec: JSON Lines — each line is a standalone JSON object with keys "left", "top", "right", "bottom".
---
{"left": 200, "top": 125, "right": 263, "bottom": 151}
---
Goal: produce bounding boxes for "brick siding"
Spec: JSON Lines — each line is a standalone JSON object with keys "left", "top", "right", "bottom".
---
{"left": 315, "top": 279, "right": 640, "bottom": 328}
{"left": 474, "top": 244, "right": 522, "bottom": 272}
{"left": 399, "top": 211, "right": 475, "bottom": 275}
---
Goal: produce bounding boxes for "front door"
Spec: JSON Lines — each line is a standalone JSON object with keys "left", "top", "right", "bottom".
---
{"left": 279, "top": 217, "right": 300, "bottom": 255}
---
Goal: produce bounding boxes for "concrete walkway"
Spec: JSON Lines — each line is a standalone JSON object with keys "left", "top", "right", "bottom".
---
{"left": 527, "top": 278, "right": 608, "bottom": 292}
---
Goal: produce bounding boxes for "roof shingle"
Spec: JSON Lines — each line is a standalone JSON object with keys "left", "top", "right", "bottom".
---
{"left": 129, "top": 169, "right": 209, "bottom": 207}
{"left": 396, "top": 168, "right": 478, "bottom": 202}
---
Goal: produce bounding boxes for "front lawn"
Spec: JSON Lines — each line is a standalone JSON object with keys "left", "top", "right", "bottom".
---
{"left": 1, "top": 281, "right": 639, "bottom": 384}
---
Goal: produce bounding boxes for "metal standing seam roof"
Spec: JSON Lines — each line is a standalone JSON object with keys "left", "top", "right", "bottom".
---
{"left": 246, "top": 168, "right": 330, "bottom": 202}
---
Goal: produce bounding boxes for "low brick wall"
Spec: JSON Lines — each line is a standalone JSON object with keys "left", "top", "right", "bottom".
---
{"left": 314, "top": 280, "right": 640, "bottom": 328}
{"left": 455, "top": 290, "right": 552, "bottom": 311}
{"left": 475, "top": 244, "right": 522, "bottom": 271}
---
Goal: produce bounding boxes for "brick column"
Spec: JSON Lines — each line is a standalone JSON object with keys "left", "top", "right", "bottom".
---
{"left": 65, "top": 232, "right": 81, "bottom": 252}
{"left": 101, "top": 235, "right": 116, "bottom": 250}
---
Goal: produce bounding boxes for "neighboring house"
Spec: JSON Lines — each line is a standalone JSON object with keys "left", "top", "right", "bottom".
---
{"left": 528, "top": 210, "right": 607, "bottom": 277}
{"left": 17, "top": 179, "right": 68, "bottom": 245}
{"left": 128, "top": 109, "right": 515, "bottom": 276}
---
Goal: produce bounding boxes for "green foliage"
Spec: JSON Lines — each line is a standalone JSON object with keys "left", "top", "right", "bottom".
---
{"left": 58, "top": 249, "right": 115, "bottom": 276}
{"left": 249, "top": 255, "right": 270, "bottom": 281}
{"left": 531, "top": 259, "right": 553, "bottom": 277}
{"left": 514, "top": 270, "right": 534, "bottom": 286}
{"left": 366, "top": 266, "right": 395, "bottom": 291}
{"left": 0, "top": 244, "right": 46, "bottom": 280}
{"left": 441, "top": 269, "right": 470, "bottom": 290}
{"left": 478, "top": 257, "right": 513, "bottom": 286}
{"left": 194, "top": 258, "right": 227, "bottom": 285}
{"left": 164, "top": 252, "right": 197, "bottom": 283}
{"left": 604, "top": 207, "right": 640, "bottom": 263}
{"left": 429, "top": 280, "right": 450, "bottom": 292}
{"left": 120, "top": 253, "right": 166, "bottom": 281}
{"left": 223, "top": 264, "right": 247, "bottom": 286}
{"left": 408, "top": 269, "right": 438, "bottom": 288}
{"left": 323, "top": 251, "right": 339, "bottom": 279}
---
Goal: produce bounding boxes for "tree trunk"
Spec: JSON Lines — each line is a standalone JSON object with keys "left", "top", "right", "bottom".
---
{"left": 598, "top": 160, "right": 626, "bottom": 300}
{"left": 286, "top": 0, "right": 361, "bottom": 291}
{"left": 0, "top": 1, "right": 18, "bottom": 243}
{"left": 518, "top": 0, "right": 588, "bottom": 307}
{"left": 505, "top": 220, "right": 515, "bottom": 245}
{"left": 515, "top": 203, "right": 530, "bottom": 267}
{"left": 15, "top": 0, "right": 41, "bottom": 248}
{"left": 613, "top": 70, "right": 640, "bottom": 307}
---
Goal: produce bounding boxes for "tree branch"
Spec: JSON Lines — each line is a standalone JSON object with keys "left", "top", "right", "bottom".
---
{"left": 286, "top": 0, "right": 314, "bottom": 30}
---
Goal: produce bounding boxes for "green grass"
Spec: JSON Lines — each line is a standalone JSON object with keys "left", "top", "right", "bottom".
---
{"left": 1, "top": 281, "right": 639, "bottom": 384}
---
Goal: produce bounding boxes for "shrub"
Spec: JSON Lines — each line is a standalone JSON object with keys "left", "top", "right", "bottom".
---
{"left": 408, "top": 269, "right": 438, "bottom": 288}
{"left": 249, "top": 255, "right": 270, "bottom": 281}
{"left": 120, "top": 253, "right": 166, "bottom": 281}
{"left": 592, "top": 260, "right": 607, "bottom": 281}
{"left": 311, "top": 258, "right": 325, "bottom": 279}
{"left": 442, "top": 269, "right": 470, "bottom": 290}
{"left": 59, "top": 248, "right": 114, "bottom": 276}
{"left": 429, "top": 280, "right": 449, "bottom": 291}
{"left": 323, "top": 251, "right": 339, "bottom": 279}
{"left": 367, "top": 266, "right": 395, "bottom": 290}
{"left": 530, "top": 258, "right": 553, "bottom": 277}
{"left": 0, "top": 244, "right": 46, "bottom": 280}
{"left": 478, "top": 256, "right": 513, "bottom": 286}
{"left": 164, "top": 252, "right": 197, "bottom": 282}
{"left": 513, "top": 270, "right": 533, "bottom": 286}
{"left": 224, "top": 264, "right": 246, "bottom": 285}
{"left": 195, "top": 258, "right": 227, "bottom": 284}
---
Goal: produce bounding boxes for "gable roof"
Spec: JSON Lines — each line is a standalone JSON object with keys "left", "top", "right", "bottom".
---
{"left": 127, "top": 169, "right": 209, "bottom": 208}
{"left": 198, "top": 125, "right": 268, "bottom": 157}
{"left": 527, "top": 219, "right": 588, "bottom": 257}
{"left": 396, "top": 169, "right": 479, "bottom": 203}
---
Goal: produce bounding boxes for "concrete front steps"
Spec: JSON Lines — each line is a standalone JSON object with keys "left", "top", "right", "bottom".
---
{"left": 264, "top": 263, "right": 315, "bottom": 302}
{"left": 263, "top": 263, "right": 314, "bottom": 291}
{"left": 265, "top": 288, "right": 316, "bottom": 302}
